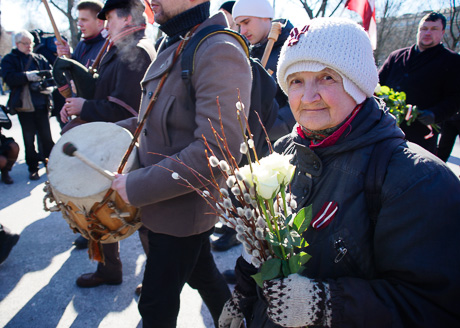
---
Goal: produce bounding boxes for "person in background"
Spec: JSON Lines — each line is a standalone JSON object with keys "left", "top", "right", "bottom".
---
{"left": 219, "top": 1, "right": 236, "bottom": 30}
{"left": 63, "top": 0, "right": 156, "bottom": 289}
{"left": 1, "top": 30, "right": 54, "bottom": 181}
{"left": 220, "top": 17, "right": 460, "bottom": 328}
{"left": 55, "top": 0, "right": 106, "bottom": 69}
{"left": 55, "top": 0, "right": 106, "bottom": 250}
{"left": 0, "top": 129, "right": 19, "bottom": 185}
{"left": 437, "top": 112, "right": 460, "bottom": 162}
{"left": 111, "top": 0, "right": 252, "bottom": 326}
{"left": 212, "top": 0, "right": 295, "bottom": 253}
{"left": 0, "top": 223, "right": 20, "bottom": 265}
{"left": 379, "top": 12, "right": 460, "bottom": 154}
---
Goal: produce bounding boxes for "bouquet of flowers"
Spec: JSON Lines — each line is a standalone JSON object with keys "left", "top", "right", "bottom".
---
{"left": 375, "top": 84, "right": 440, "bottom": 137}
{"left": 159, "top": 100, "right": 312, "bottom": 287}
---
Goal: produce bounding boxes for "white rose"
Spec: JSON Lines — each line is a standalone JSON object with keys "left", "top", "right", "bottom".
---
{"left": 259, "top": 153, "right": 295, "bottom": 185}
{"left": 252, "top": 167, "right": 280, "bottom": 199}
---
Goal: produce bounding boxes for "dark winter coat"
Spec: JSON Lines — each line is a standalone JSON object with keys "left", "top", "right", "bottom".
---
{"left": 79, "top": 31, "right": 156, "bottom": 123}
{"left": 1, "top": 48, "right": 52, "bottom": 110}
{"left": 239, "top": 98, "right": 460, "bottom": 327}
{"left": 378, "top": 43, "right": 460, "bottom": 152}
{"left": 72, "top": 32, "right": 107, "bottom": 68}
{"left": 251, "top": 19, "right": 295, "bottom": 142}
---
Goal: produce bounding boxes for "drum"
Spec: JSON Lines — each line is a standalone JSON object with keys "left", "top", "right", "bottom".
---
{"left": 45, "top": 122, "right": 141, "bottom": 244}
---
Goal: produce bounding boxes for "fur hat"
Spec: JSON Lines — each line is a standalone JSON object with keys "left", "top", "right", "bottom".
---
{"left": 277, "top": 17, "right": 378, "bottom": 104}
{"left": 232, "top": 0, "right": 274, "bottom": 20}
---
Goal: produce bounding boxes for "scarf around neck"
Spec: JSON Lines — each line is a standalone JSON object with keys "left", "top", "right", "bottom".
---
{"left": 159, "top": 2, "right": 210, "bottom": 48}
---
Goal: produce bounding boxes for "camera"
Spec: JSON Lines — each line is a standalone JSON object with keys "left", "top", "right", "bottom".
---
{"left": 29, "top": 70, "right": 56, "bottom": 93}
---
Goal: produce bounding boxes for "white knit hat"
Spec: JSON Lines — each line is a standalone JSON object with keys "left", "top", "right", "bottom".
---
{"left": 277, "top": 17, "right": 378, "bottom": 104}
{"left": 232, "top": 0, "right": 274, "bottom": 20}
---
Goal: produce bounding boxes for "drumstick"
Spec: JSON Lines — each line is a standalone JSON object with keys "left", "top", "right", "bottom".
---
{"left": 62, "top": 142, "right": 115, "bottom": 181}
{"left": 260, "top": 22, "right": 283, "bottom": 69}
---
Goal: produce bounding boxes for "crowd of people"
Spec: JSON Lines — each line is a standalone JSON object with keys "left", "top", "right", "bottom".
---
{"left": 1, "top": 0, "right": 460, "bottom": 327}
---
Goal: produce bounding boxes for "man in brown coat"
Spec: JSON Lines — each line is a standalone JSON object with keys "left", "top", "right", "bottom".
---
{"left": 111, "top": 0, "right": 252, "bottom": 326}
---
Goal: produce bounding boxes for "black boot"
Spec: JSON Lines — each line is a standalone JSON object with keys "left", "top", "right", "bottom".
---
{"left": 73, "top": 235, "right": 88, "bottom": 249}
{"left": 1, "top": 169, "right": 13, "bottom": 184}
{"left": 211, "top": 227, "right": 240, "bottom": 251}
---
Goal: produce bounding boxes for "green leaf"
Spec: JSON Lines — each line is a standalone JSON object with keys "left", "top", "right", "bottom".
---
{"left": 251, "top": 272, "right": 264, "bottom": 288}
{"left": 281, "top": 260, "right": 290, "bottom": 276}
{"left": 261, "top": 258, "right": 282, "bottom": 281}
{"left": 299, "top": 252, "right": 312, "bottom": 266}
{"left": 288, "top": 254, "right": 302, "bottom": 274}
{"left": 265, "top": 231, "right": 281, "bottom": 246}
{"left": 292, "top": 207, "right": 305, "bottom": 231}
{"left": 272, "top": 245, "right": 284, "bottom": 258}
{"left": 298, "top": 204, "right": 313, "bottom": 233}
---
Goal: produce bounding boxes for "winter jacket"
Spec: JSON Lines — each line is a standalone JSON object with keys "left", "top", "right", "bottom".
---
{"left": 72, "top": 32, "right": 107, "bottom": 68}
{"left": 1, "top": 48, "right": 52, "bottom": 110}
{"left": 239, "top": 97, "right": 460, "bottom": 327}
{"left": 117, "top": 12, "right": 252, "bottom": 237}
{"left": 378, "top": 43, "right": 460, "bottom": 152}
{"left": 79, "top": 30, "right": 156, "bottom": 123}
{"left": 251, "top": 19, "right": 295, "bottom": 142}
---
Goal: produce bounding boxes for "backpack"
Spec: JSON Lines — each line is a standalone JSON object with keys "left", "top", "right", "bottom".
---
{"left": 181, "top": 25, "right": 279, "bottom": 162}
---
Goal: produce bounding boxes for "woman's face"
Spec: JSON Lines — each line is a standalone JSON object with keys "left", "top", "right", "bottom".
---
{"left": 287, "top": 68, "right": 357, "bottom": 131}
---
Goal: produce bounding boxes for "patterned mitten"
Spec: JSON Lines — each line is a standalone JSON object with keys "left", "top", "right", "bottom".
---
{"left": 219, "top": 288, "right": 245, "bottom": 328}
{"left": 263, "top": 274, "right": 332, "bottom": 327}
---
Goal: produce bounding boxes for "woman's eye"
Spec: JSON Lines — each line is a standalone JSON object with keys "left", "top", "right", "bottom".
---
{"left": 289, "top": 79, "right": 301, "bottom": 85}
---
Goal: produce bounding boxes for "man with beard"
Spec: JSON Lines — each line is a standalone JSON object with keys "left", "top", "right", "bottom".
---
{"left": 111, "top": 0, "right": 252, "bottom": 326}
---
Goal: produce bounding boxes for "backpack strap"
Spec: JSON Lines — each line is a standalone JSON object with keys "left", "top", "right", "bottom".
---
{"left": 365, "top": 138, "right": 405, "bottom": 226}
{"left": 181, "top": 25, "right": 250, "bottom": 103}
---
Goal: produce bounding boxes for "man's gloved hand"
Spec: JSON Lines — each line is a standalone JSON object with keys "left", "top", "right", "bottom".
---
{"left": 263, "top": 274, "right": 332, "bottom": 328}
{"left": 40, "top": 86, "right": 55, "bottom": 95}
{"left": 26, "top": 71, "right": 41, "bottom": 82}
{"left": 417, "top": 110, "right": 435, "bottom": 126}
{"left": 219, "top": 288, "right": 245, "bottom": 328}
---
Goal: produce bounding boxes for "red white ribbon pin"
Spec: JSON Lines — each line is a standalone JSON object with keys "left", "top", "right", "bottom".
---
{"left": 312, "top": 201, "right": 338, "bottom": 230}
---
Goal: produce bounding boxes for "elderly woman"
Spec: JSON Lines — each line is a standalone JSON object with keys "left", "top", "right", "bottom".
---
{"left": 219, "top": 18, "right": 460, "bottom": 328}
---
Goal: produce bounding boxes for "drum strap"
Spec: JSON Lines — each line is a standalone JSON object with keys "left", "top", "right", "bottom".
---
{"left": 118, "top": 24, "right": 200, "bottom": 173}
{"left": 86, "top": 25, "right": 200, "bottom": 263}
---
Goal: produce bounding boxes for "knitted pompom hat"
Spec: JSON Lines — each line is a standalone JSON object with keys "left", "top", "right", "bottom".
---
{"left": 277, "top": 17, "right": 378, "bottom": 104}
{"left": 233, "top": 0, "right": 274, "bottom": 20}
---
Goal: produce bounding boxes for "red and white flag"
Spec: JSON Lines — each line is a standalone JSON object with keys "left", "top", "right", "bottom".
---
{"left": 345, "top": 0, "right": 377, "bottom": 49}
{"left": 144, "top": 0, "right": 155, "bottom": 24}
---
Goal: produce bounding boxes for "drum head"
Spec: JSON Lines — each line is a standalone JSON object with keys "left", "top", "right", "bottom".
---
{"left": 47, "top": 122, "right": 137, "bottom": 199}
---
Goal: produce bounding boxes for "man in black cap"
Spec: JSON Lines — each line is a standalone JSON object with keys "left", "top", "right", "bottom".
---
{"left": 219, "top": 1, "right": 236, "bottom": 30}
{"left": 62, "top": 0, "right": 156, "bottom": 289}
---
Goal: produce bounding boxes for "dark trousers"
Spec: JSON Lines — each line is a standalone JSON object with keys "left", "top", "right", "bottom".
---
{"left": 96, "top": 226, "right": 150, "bottom": 280}
{"left": 17, "top": 107, "right": 54, "bottom": 172}
{"left": 139, "top": 228, "right": 231, "bottom": 328}
{"left": 437, "top": 119, "right": 460, "bottom": 162}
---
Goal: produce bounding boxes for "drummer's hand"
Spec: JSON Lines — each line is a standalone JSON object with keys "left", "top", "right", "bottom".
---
{"left": 63, "top": 97, "right": 85, "bottom": 119}
{"left": 55, "top": 39, "right": 71, "bottom": 57}
{"left": 60, "top": 105, "right": 70, "bottom": 123}
{"left": 112, "top": 173, "right": 130, "bottom": 204}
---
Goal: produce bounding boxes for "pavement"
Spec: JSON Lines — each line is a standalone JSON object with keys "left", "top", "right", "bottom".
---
{"left": 0, "top": 94, "right": 241, "bottom": 328}
{"left": 1, "top": 93, "right": 460, "bottom": 328}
